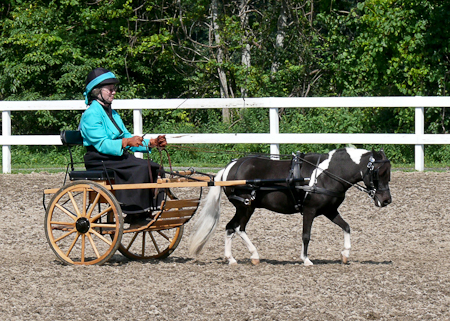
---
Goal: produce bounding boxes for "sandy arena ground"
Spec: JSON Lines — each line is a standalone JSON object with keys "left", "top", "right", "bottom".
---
{"left": 1, "top": 171, "right": 450, "bottom": 320}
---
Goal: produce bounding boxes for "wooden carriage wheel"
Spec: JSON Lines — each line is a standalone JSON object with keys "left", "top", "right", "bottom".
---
{"left": 118, "top": 225, "right": 184, "bottom": 260}
{"left": 117, "top": 189, "right": 185, "bottom": 260}
{"left": 44, "top": 181, "right": 123, "bottom": 265}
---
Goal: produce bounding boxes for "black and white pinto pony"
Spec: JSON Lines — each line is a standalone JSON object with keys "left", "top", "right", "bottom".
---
{"left": 189, "top": 148, "right": 392, "bottom": 266}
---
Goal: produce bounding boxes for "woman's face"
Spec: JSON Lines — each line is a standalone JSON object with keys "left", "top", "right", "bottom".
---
{"left": 99, "top": 84, "right": 117, "bottom": 104}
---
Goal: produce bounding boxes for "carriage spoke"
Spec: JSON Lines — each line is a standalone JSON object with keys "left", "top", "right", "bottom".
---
{"left": 82, "top": 188, "right": 87, "bottom": 216}
{"left": 68, "top": 191, "right": 82, "bottom": 217}
{"left": 54, "top": 229, "right": 77, "bottom": 243}
{"left": 142, "top": 231, "right": 146, "bottom": 257}
{"left": 89, "top": 206, "right": 113, "bottom": 223}
{"left": 149, "top": 231, "right": 161, "bottom": 254}
{"left": 126, "top": 232, "right": 139, "bottom": 251}
{"left": 81, "top": 234, "right": 86, "bottom": 263}
{"left": 157, "top": 230, "right": 173, "bottom": 242}
{"left": 86, "top": 192, "right": 101, "bottom": 219}
{"left": 50, "top": 221, "right": 75, "bottom": 227}
{"left": 66, "top": 233, "right": 80, "bottom": 257}
{"left": 86, "top": 232, "right": 100, "bottom": 258}
{"left": 91, "top": 222, "right": 117, "bottom": 229}
{"left": 55, "top": 203, "right": 77, "bottom": 221}
{"left": 90, "top": 228, "right": 113, "bottom": 246}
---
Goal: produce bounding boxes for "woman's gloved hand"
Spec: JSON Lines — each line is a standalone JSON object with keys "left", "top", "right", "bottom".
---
{"left": 150, "top": 135, "right": 167, "bottom": 149}
{"left": 122, "top": 136, "right": 144, "bottom": 148}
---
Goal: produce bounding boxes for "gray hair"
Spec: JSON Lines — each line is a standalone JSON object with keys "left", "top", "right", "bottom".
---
{"left": 88, "top": 87, "right": 102, "bottom": 104}
{"left": 90, "top": 87, "right": 102, "bottom": 98}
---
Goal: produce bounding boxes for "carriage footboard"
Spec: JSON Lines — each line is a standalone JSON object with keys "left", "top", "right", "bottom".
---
{"left": 149, "top": 199, "right": 200, "bottom": 230}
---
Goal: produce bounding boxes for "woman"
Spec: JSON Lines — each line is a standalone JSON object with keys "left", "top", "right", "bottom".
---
{"left": 79, "top": 67, "right": 166, "bottom": 223}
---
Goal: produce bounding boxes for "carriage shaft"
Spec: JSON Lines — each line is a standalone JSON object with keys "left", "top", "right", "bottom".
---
{"left": 43, "top": 178, "right": 309, "bottom": 194}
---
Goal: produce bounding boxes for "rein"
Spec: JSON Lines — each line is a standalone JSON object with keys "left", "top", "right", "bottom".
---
{"left": 144, "top": 136, "right": 174, "bottom": 199}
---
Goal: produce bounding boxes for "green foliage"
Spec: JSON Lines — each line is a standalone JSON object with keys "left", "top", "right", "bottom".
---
{"left": 318, "top": 0, "right": 450, "bottom": 97}
{"left": 1, "top": 0, "right": 450, "bottom": 168}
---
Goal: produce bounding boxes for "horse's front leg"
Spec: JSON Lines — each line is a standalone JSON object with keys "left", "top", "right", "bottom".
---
{"left": 301, "top": 210, "right": 315, "bottom": 266}
{"left": 327, "top": 212, "right": 351, "bottom": 264}
{"left": 335, "top": 214, "right": 351, "bottom": 264}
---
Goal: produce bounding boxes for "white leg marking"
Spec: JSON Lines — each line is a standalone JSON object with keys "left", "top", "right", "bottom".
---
{"left": 341, "top": 231, "right": 351, "bottom": 264}
{"left": 225, "top": 230, "right": 237, "bottom": 265}
{"left": 300, "top": 243, "right": 313, "bottom": 266}
{"left": 236, "top": 228, "right": 260, "bottom": 264}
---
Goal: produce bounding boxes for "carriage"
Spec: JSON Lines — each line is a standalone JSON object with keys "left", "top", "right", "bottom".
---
{"left": 42, "top": 131, "right": 304, "bottom": 265}
{"left": 43, "top": 131, "right": 391, "bottom": 266}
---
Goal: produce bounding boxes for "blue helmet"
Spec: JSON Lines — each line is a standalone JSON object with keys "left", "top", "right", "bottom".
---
{"left": 84, "top": 68, "right": 119, "bottom": 105}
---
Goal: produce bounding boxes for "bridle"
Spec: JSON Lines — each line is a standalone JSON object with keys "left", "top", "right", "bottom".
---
{"left": 359, "top": 157, "right": 391, "bottom": 199}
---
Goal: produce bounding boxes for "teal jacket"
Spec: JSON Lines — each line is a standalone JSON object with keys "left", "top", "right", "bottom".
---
{"left": 79, "top": 100, "right": 150, "bottom": 156}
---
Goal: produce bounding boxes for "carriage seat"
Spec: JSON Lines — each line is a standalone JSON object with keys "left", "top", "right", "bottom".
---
{"left": 61, "top": 130, "right": 115, "bottom": 182}
{"left": 69, "top": 170, "right": 115, "bottom": 181}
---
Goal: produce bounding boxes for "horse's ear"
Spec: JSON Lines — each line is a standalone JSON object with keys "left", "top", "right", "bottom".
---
{"left": 371, "top": 147, "right": 381, "bottom": 159}
{"left": 371, "top": 147, "right": 377, "bottom": 157}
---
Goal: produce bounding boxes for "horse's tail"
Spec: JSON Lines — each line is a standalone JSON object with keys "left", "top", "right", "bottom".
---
{"left": 189, "top": 168, "right": 225, "bottom": 256}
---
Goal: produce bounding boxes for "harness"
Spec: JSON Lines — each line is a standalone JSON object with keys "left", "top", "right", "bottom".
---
{"left": 227, "top": 152, "right": 309, "bottom": 210}
{"left": 226, "top": 152, "right": 390, "bottom": 210}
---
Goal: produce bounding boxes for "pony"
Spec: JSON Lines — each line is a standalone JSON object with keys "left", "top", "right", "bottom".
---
{"left": 189, "top": 148, "right": 392, "bottom": 266}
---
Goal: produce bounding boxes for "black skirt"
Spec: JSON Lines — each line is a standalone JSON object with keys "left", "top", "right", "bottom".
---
{"left": 84, "top": 150, "right": 163, "bottom": 213}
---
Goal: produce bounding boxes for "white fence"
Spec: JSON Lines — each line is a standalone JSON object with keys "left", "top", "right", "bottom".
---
{"left": 1, "top": 97, "right": 450, "bottom": 173}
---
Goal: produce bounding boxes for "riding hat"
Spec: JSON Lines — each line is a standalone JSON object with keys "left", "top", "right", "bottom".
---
{"left": 83, "top": 68, "right": 119, "bottom": 105}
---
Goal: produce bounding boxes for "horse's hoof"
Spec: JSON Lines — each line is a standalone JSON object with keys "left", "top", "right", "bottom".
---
{"left": 341, "top": 252, "right": 349, "bottom": 264}
{"left": 229, "top": 261, "right": 238, "bottom": 266}
{"left": 303, "top": 258, "right": 314, "bottom": 266}
{"left": 251, "top": 259, "right": 260, "bottom": 265}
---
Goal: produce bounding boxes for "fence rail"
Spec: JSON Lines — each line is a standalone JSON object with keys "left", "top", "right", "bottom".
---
{"left": 2, "top": 97, "right": 450, "bottom": 173}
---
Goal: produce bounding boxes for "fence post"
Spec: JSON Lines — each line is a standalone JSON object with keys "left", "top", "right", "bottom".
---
{"left": 269, "top": 107, "right": 280, "bottom": 159}
{"left": 2, "top": 110, "right": 12, "bottom": 173}
{"left": 415, "top": 106, "right": 425, "bottom": 171}
{"left": 133, "top": 108, "right": 143, "bottom": 159}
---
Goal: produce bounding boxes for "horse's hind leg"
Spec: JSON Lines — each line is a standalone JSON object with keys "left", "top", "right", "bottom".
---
{"left": 225, "top": 205, "right": 259, "bottom": 265}
{"left": 225, "top": 227, "right": 237, "bottom": 265}
{"left": 236, "top": 228, "right": 260, "bottom": 265}
{"left": 327, "top": 212, "right": 351, "bottom": 264}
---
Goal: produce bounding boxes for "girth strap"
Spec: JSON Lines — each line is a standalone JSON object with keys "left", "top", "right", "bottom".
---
{"left": 228, "top": 190, "right": 256, "bottom": 206}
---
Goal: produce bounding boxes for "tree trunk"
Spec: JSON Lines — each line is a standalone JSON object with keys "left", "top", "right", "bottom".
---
{"left": 271, "top": 0, "right": 288, "bottom": 76}
{"left": 211, "top": 0, "right": 230, "bottom": 122}
{"left": 240, "top": 0, "right": 251, "bottom": 98}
